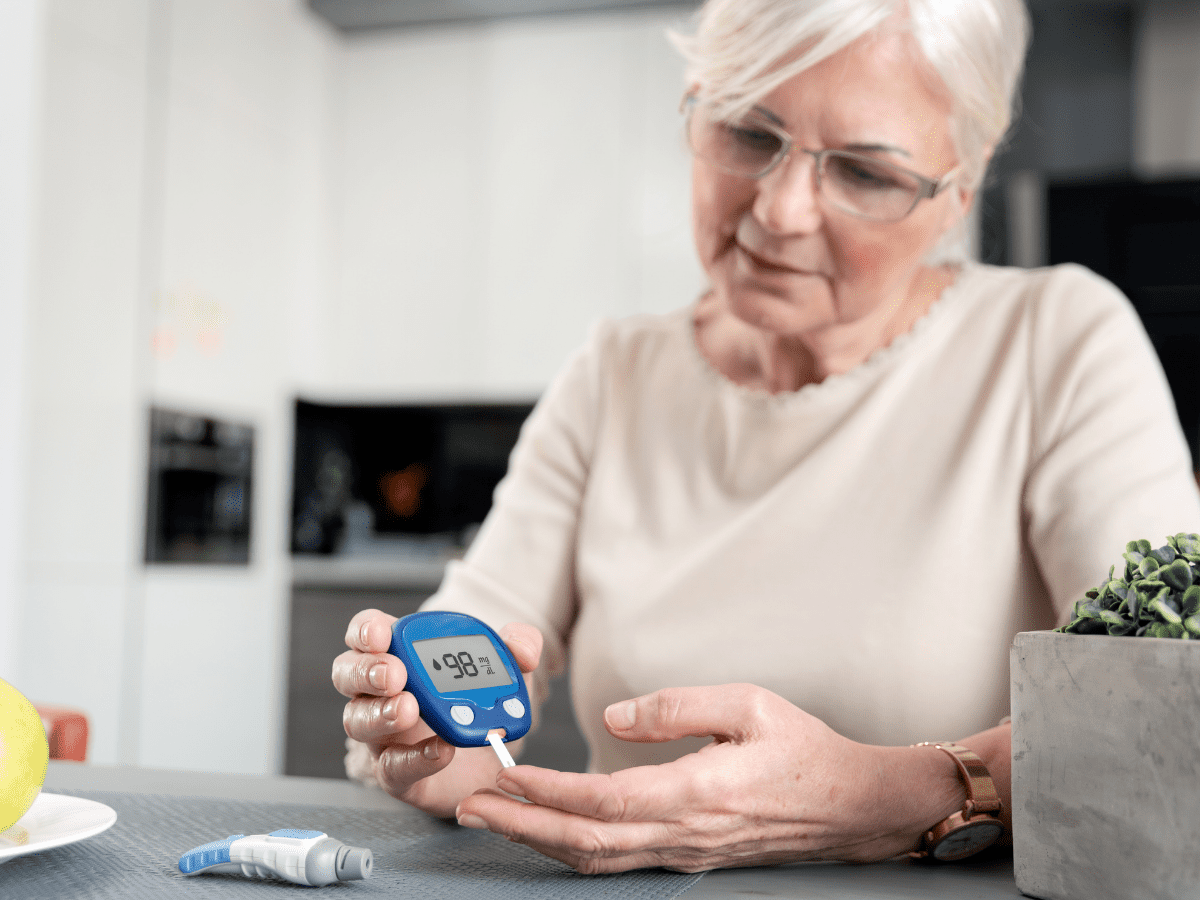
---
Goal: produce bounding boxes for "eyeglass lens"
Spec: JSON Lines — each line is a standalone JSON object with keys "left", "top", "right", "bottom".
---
{"left": 687, "top": 106, "right": 925, "bottom": 221}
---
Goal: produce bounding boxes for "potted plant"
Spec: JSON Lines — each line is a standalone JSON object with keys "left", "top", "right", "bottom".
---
{"left": 1011, "top": 534, "right": 1200, "bottom": 900}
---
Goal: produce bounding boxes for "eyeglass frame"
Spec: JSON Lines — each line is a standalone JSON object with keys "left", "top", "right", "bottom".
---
{"left": 680, "top": 94, "right": 961, "bottom": 223}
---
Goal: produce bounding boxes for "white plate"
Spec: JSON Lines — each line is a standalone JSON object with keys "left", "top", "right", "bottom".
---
{"left": 0, "top": 793, "right": 117, "bottom": 864}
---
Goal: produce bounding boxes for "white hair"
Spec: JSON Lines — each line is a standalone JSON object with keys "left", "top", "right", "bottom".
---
{"left": 670, "top": 0, "right": 1031, "bottom": 196}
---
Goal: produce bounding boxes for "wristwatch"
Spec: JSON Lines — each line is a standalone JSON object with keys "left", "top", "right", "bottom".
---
{"left": 909, "top": 742, "right": 1004, "bottom": 861}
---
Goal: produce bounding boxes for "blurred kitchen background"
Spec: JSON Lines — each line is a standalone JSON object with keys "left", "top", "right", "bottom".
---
{"left": 0, "top": 0, "right": 1197, "bottom": 778}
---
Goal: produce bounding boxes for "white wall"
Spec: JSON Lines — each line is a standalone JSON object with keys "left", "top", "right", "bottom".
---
{"left": 13, "top": 1, "right": 701, "bottom": 773}
{"left": 0, "top": 0, "right": 45, "bottom": 685}
{"left": 326, "top": 10, "right": 702, "bottom": 400}
{"left": 1135, "top": 0, "right": 1200, "bottom": 174}
{"left": 17, "top": 0, "right": 150, "bottom": 766}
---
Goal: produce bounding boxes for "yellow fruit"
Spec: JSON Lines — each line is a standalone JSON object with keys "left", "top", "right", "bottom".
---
{"left": 0, "top": 678, "right": 49, "bottom": 832}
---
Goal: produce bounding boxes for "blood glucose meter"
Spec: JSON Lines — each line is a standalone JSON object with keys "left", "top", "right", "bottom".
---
{"left": 389, "top": 611, "right": 531, "bottom": 766}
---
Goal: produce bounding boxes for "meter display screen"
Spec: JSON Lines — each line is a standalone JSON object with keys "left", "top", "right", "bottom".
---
{"left": 412, "top": 634, "right": 514, "bottom": 693}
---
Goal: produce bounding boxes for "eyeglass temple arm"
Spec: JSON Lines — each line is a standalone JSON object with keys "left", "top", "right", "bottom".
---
{"left": 925, "top": 165, "right": 962, "bottom": 198}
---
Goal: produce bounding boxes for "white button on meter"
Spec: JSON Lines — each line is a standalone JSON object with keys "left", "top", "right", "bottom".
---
{"left": 450, "top": 705, "right": 475, "bottom": 726}
{"left": 502, "top": 698, "right": 526, "bottom": 719}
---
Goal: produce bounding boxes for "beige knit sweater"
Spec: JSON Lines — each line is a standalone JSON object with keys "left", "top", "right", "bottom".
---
{"left": 424, "top": 262, "right": 1200, "bottom": 774}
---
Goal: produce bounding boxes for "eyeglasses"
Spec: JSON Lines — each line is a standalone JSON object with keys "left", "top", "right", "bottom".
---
{"left": 682, "top": 96, "right": 959, "bottom": 223}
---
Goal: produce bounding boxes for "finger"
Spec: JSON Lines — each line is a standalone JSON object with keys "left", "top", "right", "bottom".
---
{"left": 604, "top": 684, "right": 769, "bottom": 744}
{"left": 456, "top": 790, "right": 678, "bottom": 873}
{"left": 342, "top": 691, "right": 423, "bottom": 743}
{"left": 376, "top": 736, "right": 456, "bottom": 799}
{"left": 497, "top": 622, "right": 543, "bottom": 674}
{"left": 344, "top": 608, "right": 399, "bottom": 653}
{"left": 523, "top": 834, "right": 798, "bottom": 875}
{"left": 520, "top": 839, "right": 679, "bottom": 875}
{"left": 331, "top": 648, "right": 408, "bottom": 699}
{"left": 492, "top": 761, "right": 710, "bottom": 823}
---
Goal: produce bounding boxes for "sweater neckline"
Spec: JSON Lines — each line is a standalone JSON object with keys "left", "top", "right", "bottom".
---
{"left": 682, "top": 262, "right": 980, "bottom": 408}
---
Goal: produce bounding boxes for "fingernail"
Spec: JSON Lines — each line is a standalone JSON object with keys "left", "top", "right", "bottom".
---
{"left": 382, "top": 696, "right": 399, "bottom": 720}
{"left": 369, "top": 663, "right": 388, "bottom": 691}
{"left": 457, "top": 814, "right": 488, "bottom": 830}
{"left": 359, "top": 621, "right": 372, "bottom": 647}
{"left": 423, "top": 739, "right": 441, "bottom": 761}
{"left": 605, "top": 700, "right": 636, "bottom": 730}
{"left": 496, "top": 776, "right": 524, "bottom": 797}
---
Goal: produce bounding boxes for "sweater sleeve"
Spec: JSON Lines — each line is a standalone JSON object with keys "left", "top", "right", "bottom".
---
{"left": 420, "top": 320, "right": 609, "bottom": 685}
{"left": 1024, "top": 264, "right": 1200, "bottom": 623}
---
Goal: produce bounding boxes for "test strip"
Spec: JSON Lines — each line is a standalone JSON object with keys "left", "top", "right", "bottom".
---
{"left": 486, "top": 730, "right": 516, "bottom": 768}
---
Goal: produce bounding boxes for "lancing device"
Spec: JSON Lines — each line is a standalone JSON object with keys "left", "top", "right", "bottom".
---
{"left": 389, "top": 610, "right": 533, "bottom": 768}
{"left": 178, "top": 829, "right": 372, "bottom": 886}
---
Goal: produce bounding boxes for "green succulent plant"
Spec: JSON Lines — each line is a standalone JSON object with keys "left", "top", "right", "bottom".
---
{"left": 1056, "top": 533, "right": 1200, "bottom": 638}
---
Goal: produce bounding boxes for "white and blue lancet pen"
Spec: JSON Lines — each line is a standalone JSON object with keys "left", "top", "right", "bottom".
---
{"left": 178, "top": 829, "right": 373, "bottom": 886}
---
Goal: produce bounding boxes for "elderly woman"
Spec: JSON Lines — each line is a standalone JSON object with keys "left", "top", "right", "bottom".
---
{"left": 333, "top": 0, "right": 1200, "bottom": 873}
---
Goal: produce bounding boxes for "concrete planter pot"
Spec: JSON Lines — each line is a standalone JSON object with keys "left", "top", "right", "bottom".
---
{"left": 1010, "top": 631, "right": 1200, "bottom": 900}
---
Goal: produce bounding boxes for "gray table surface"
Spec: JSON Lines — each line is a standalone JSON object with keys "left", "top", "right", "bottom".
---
{"left": 40, "top": 762, "right": 1023, "bottom": 899}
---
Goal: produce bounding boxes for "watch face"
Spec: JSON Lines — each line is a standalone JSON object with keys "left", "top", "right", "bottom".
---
{"left": 932, "top": 820, "right": 1004, "bottom": 861}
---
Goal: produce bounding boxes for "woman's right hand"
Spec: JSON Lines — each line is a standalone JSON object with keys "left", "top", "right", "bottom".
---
{"left": 332, "top": 608, "right": 543, "bottom": 818}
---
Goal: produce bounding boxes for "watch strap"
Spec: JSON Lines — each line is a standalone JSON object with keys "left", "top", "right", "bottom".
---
{"left": 913, "top": 741, "right": 1002, "bottom": 817}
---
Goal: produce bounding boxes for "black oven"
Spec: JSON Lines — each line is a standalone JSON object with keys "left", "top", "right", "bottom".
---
{"left": 144, "top": 407, "right": 254, "bottom": 564}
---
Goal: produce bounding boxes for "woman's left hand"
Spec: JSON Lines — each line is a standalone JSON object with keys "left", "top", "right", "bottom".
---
{"left": 453, "top": 684, "right": 964, "bottom": 873}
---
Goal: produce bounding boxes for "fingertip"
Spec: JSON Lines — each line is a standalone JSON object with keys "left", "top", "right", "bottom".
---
{"left": 428, "top": 736, "right": 456, "bottom": 768}
{"left": 377, "top": 737, "right": 454, "bottom": 789}
{"left": 346, "top": 609, "right": 397, "bottom": 651}
{"left": 500, "top": 623, "right": 543, "bottom": 672}
{"left": 394, "top": 690, "right": 420, "bottom": 728}
{"left": 381, "top": 694, "right": 400, "bottom": 722}
{"left": 374, "top": 658, "right": 410, "bottom": 700}
{"left": 456, "top": 786, "right": 509, "bottom": 824}
{"left": 605, "top": 699, "right": 637, "bottom": 731}
{"left": 368, "top": 662, "right": 388, "bottom": 691}
{"left": 495, "top": 774, "right": 525, "bottom": 798}
{"left": 346, "top": 612, "right": 374, "bottom": 650}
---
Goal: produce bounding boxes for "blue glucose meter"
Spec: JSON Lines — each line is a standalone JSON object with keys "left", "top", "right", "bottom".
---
{"left": 389, "top": 611, "right": 532, "bottom": 753}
